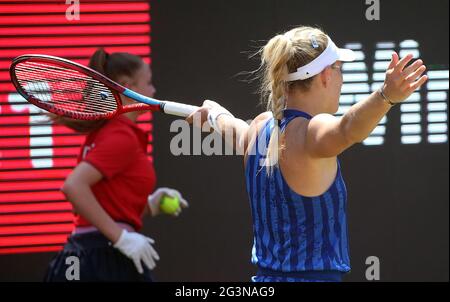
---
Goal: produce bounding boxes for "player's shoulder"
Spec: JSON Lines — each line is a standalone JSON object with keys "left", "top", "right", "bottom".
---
{"left": 250, "top": 111, "right": 273, "bottom": 131}
{"left": 245, "top": 111, "right": 273, "bottom": 147}
{"left": 310, "top": 112, "right": 337, "bottom": 122}
{"left": 306, "top": 112, "right": 339, "bottom": 131}
{"left": 243, "top": 111, "right": 273, "bottom": 164}
{"left": 254, "top": 111, "right": 273, "bottom": 123}
{"left": 91, "top": 117, "right": 138, "bottom": 144}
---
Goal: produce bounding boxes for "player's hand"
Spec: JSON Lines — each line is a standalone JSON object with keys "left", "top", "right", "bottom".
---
{"left": 113, "top": 229, "right": 160, "bottom": 273}
{"left": 147, "top": 187, "right": 188, "bottom": 217}
{"left": 186, "top": 99, "right": 219, "bottom": 125}
{"left": 382, "top": 52, "right": 428, "bottom": 104}
{"left": 186, "top": 100, "right": 233, "bottom": 133}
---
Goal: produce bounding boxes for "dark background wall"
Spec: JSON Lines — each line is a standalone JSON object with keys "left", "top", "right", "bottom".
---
{"left": 1, "top": 0, "right": 448, "bottom": 281}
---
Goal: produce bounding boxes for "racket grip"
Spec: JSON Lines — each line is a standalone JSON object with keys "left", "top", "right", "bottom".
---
{"left": 162, "top": 101, "right": 199, "bottom": 117}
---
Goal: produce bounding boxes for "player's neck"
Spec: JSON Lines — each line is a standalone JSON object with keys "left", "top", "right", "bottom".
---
{"left": 286, "top": 88, "right": 331, "bottom": 116}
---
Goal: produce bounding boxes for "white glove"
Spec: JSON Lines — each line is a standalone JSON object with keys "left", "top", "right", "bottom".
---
{"left": 113, "top": 229, "right": 160, "bottom": 274}
{"left": 147, "top": 187, "right": 189, "bottom": 217}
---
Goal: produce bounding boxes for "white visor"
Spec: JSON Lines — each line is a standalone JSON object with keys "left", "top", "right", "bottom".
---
{"left": 285, "top": 36, "right": 355, "bottom": 82}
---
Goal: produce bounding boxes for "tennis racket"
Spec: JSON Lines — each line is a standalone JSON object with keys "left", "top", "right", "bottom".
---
{"left": 9, "top": 54, "right": 199, "bottom": 120}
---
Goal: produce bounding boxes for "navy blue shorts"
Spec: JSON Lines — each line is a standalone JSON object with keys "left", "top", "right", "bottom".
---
{"left": 44, "top": 231, "right": 154, "bottom": 282}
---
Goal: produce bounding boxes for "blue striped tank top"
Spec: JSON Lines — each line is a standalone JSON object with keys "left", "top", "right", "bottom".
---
{"left": 245, "top": 109, "right": 351, "bottom": 282}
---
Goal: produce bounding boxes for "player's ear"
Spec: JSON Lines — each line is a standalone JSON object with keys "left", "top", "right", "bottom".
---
{"left": 319, "top": 67, "right": 332, "bottom": 88}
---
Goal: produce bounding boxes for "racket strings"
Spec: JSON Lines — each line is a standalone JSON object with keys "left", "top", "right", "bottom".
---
{"left": 15, "top": 61, "right": 127, "bottom": 114}
{"left": 14, "top": 61, "right": 119, "bottom": 116}
{"left": 15, "top": 70, "right": 117, "bottom": 114}
{"left": 15, "top": 63, "right": 117, "bottom": 112}
{"left": 15, "top": 74, "right": 114, "bottom": 113}
{"left": 15, "top": 73, "right": 117, "bottom": 113}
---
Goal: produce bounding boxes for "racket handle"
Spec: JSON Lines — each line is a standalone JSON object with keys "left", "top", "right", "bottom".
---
{"left": 162, "top": 101, "right": 199, "bottom": 117}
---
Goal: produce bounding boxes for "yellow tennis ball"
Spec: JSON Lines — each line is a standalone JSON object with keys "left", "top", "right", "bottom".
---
{"left": 159, "top": 194, "right": 180, "bottom": 215}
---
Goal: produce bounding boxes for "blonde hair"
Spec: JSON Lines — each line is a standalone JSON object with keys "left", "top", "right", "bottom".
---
{"left": 258, "top": 26, "right": 328, "bottom": 172}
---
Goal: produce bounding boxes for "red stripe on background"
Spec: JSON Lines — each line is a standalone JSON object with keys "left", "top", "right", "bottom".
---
{"left": 0, "top": 13, "right": 150, "bottom": 26}
{"left": 0, "top": 212, "right": 74, "bottom": 226}
{"left": 0, "top": 56, "right": 151, "bottom": 72}
{"left": 0, "top": 3, "right": 149, "bottom": 14}
{"left": 0, "top": 156, "right": 77, "bottom": 170}
{"left": 0, "top": 139, "right": 149, "bottom": 158}
{"left": 0, "top": 71, "right": 10, "bottom": 82}
{"left": 0, "top": 60, "right": 12, "bottom": 69}
{"left": 0, "top": 191, "right": 65, "bottom": 203}
{"left": 0, "top": 234, "right": 70, "bottom": 247}
{"left": 0, "top": 223, "right": 73, "bottom": 236}
{"left": 0, "top": 169, "right": 72, "bottom": 181}
{"left": 0, "top": 180, "right": 64, "bottom": 192}
{"left": 0, "top": 0, "right": 149, "bottom": 2}
{"left": 0, "top": 125, "right": 78, "bottom": 137}
{"left": 53, "top": 136, "right": 85, "bottom": 147}
{"left": 0, "top": 35, "right": 150, "bottom": 48}
{"left": 0, "top": 158, "right": 77, "bottom": 169}
{"left": 0, "top": 82, "right": 23, "bottom": 92}
{"left": 135, "top": 123, "right": 152, "bottom": 133}
{"left": 0, "top": 148, "right": 80, "bottom": 159}
{"left": 0, "top": 113, "right": 151, "bottom": 126}
{"left": 0, "top": 116, "right": 29, "bottom": 125}
{"left": 0, "top": 0, "right": 149, "bottom": 3}
{"left": 0, "top": 245, "right": 63, "bottom": 255}
{"left": 137, "top": 112, "right": 153, "bottom": 122}
{"left": 0, "top": 136, "right": 84, "bottom": 148}
{"left": 0, "top": 45, "right": 151, "bottom": 59}
{"left": 0, "top": 203, "right": 72, "bottom": 215}
{"left": 0, "top": 24, "right": 150, "bottom": 36}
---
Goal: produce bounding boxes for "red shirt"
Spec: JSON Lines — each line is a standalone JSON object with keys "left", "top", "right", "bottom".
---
{"left": 74, "top": 115, "right": 156, "bottom": 230}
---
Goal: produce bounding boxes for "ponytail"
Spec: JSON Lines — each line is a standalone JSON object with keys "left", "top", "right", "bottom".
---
{"left": 256, "top": 26, "right": 329, "bottom": 173}
{"left": 260, "top": 34, "right": 292, "bottom": 172}
{"left": 88, "top": 48, "right": 109, "bottom": 75}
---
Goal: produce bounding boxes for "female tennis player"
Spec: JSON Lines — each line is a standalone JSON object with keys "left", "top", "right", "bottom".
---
{"left": 187, "top": 26, "right": 428, "bottom": 282}
{"left": 45, "top": 49, "right": 188, "bottom": 282}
